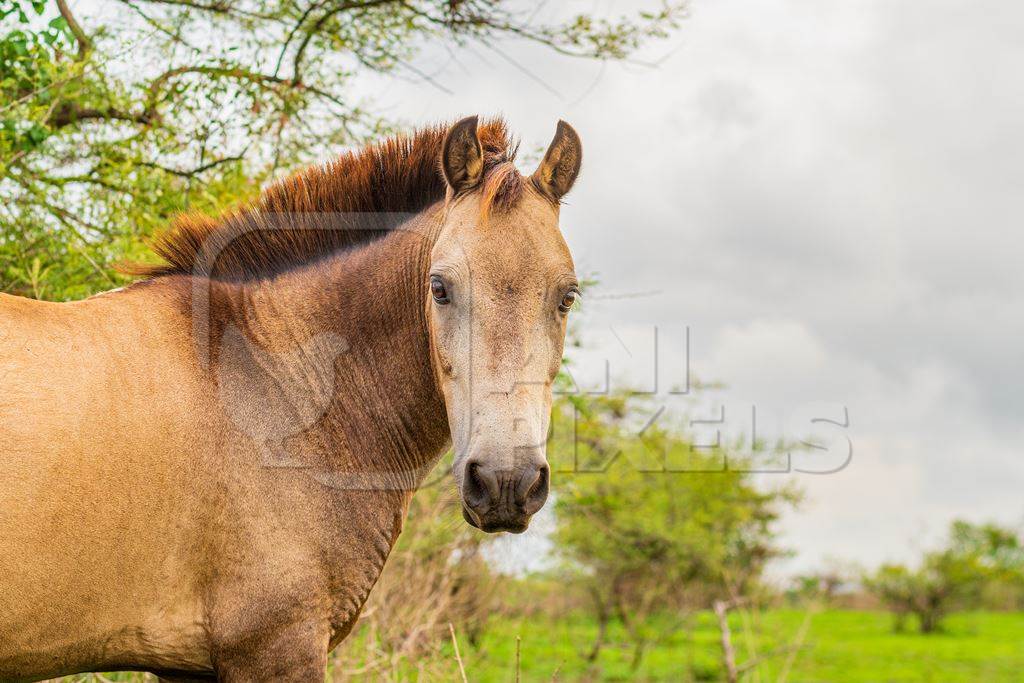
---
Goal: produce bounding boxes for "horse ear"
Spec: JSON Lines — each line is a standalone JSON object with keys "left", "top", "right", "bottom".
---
{"left": 532, "top": 120, "right": 582, "bottom": 201}
{"left": 442, "top": 115, "right": 484, "bottom": 193}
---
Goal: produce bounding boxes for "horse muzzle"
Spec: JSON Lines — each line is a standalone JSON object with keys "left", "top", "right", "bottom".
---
{"left": 459, "top": 459, "right": 549, "bottom": 534}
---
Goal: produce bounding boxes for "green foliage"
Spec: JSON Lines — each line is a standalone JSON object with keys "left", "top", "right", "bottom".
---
{"left": 0, "top": 0, "right": 685, "bottom": 300}
{"left": 866, "top": 519, "right": 1024, "bottom": 634}
{"left": 549, "top": 391, "right": 799, "bottom": 669}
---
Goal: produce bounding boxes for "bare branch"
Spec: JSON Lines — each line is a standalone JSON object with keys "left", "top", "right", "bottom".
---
{"left": 714, "top": 599, "right": 739, "bottom": 683}
{"left": 447, "top": 623, "right": 468, "bottom": 683}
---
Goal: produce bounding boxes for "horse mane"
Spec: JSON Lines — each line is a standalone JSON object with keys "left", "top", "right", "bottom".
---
{"left": 134, "top": 117, "right": 522, "bottom": 281}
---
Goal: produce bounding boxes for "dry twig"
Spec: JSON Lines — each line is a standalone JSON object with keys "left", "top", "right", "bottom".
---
{"left": 449, "top": 622, "right": 468, "bottom": 683}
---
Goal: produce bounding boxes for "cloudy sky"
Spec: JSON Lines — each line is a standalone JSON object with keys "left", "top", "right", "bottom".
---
{"left": 354, "top": 0, "right": 1024, "bottom": 574}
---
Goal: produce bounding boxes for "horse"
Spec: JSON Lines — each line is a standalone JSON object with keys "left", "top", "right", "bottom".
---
{"left": 0, "top": 116, "right": 582, "bottom": 680}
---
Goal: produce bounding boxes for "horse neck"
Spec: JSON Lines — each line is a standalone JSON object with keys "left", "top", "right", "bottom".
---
{"left": 212, "top": 209, "right": 450, "bottom": 487}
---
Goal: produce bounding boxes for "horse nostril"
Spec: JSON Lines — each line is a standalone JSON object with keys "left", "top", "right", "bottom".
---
{"left": 462, "top": 460, "right": 498, "bottom": 512}
{"left": 517, "top": 464, "right": 549, "bottom": 514}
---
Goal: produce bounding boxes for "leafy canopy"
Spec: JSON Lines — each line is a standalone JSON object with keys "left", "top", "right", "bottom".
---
{"left": 1, "top": 0, "right": 684, "bottom": 299}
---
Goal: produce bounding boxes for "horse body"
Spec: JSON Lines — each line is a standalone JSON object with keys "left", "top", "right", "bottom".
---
{"left": 1, "top": 221, "right": 449, "bottom": 679}
{"left": 0, "top": 117, "right": 581, "bottom": 679}
{"left": 0, "top": 285, "right": 217, "bottom": 677}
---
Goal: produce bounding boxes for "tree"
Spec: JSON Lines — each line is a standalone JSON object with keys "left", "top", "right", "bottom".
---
{"left": 788, "top": 564, "right": 852, "bottom": 608}
{"left": 1, "top": 0, "right": 684, "bottom": 299}
{"left": 872, "top": 552, "right": 980, "bottom": 634}
{"left": 865, "top": 519, "right": 1024, "bottom": 633}
{"left": 947, "top": 519, "right": 1024, "bottom": 610}
{"left": 863, "top": 564, "right": 915, "bottom": 632}
{"left": 549, "top": 391, "right": 798, "bottom": 670}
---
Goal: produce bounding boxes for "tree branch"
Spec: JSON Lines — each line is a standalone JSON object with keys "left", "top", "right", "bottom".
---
{"left": 20, "top": 168, "right": 132, "bottom": 195}
{"left": 130, "top": 0, "right": 283, "bottom": 21}
{"left": 138, "top": 153, "right": 244, "bottom": 178}
{"left": 120, "top": 0, "right": 202, "bottom": 52}
{"left": 56, "top": 0, "right": 92, "bottom": 60}
{"left": 144, "top": 63, "right": 349, "bottom": 113}
{"left": 8, "top": 174, "right": 115, "bottom": 283}
{"left": 401, "top": 3, "right": 673, "bottom": 63}
{"left": 48, "top": 103, "right": 154, "bottom": 128}
{"left": 273, "top": 0, "right": 331, "bottom": 78}
{"left": 132, "top": 0, "right": 232, "bottom": 14}
{"left": 714, "top": 599, "right": 739, "bottom": 683}
{"left": 291, "top": 0, "right": 399, "bottom": 84}
{"left": 149, "top": 65, "right": 289, "bottom": 93}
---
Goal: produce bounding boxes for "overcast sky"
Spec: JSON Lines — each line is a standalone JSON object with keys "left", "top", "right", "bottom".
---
{"left": 352, "top": 0, "right": 1024, "bottom": 574}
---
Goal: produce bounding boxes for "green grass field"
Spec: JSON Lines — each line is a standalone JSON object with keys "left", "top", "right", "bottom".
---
{"left": 56, "top": 609, "right": 1024, "bottom": 682}
{"left": 446, "top": 610, "right": 1024, "bottom": 682}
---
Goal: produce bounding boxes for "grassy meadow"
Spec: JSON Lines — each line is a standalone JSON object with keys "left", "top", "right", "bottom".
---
{"left": 460, "top": 609, "right": 1024, "bottom": 682}
{"left": 433, "top": 610, "right": 1024, "bottom": 682}
{"left": 56, "top": 609, "right": 1024, "bottom": 682}
{"left": 371, "top": 609, "right": 1024, "bottom": 682}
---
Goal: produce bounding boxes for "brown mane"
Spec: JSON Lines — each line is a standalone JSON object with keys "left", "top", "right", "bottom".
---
{"left": 137, "top": 117, "right": 521, "bottom": 281}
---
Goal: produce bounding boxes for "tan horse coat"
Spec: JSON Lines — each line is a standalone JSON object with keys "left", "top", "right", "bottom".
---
{"left": 0, "top": 116, "right": 581, "bottom": 680}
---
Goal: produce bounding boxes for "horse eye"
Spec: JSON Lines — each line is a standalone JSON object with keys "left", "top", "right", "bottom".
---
{"left": 430, "top": 276, "right": 450, "bottom": 304}
{"left": 559, "top": 289, "right": 578, "bottom": 314}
